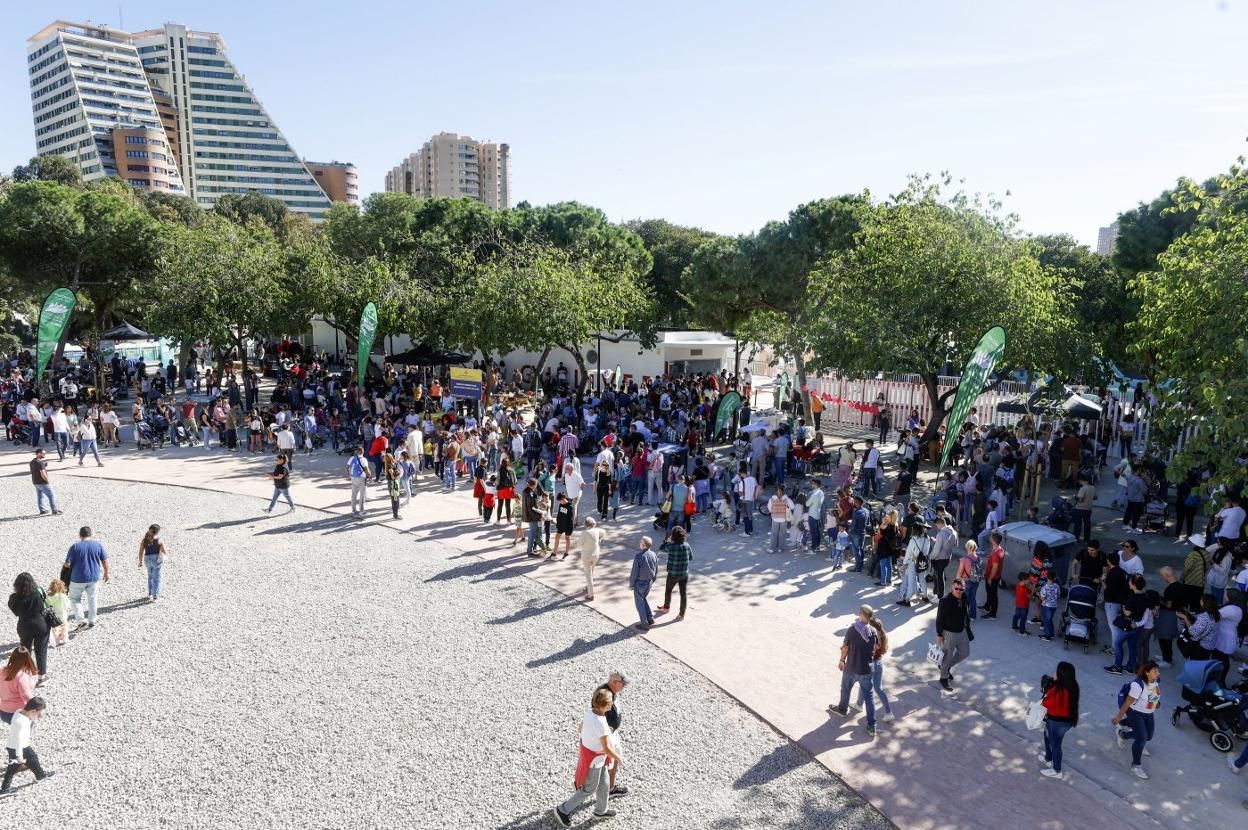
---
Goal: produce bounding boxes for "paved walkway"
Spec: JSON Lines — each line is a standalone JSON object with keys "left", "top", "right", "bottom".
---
{"left": 8, "top": 434, "right": 1244, "bottom": 829}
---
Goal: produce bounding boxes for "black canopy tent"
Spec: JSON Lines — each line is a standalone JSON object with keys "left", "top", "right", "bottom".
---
{"left": 101, "top": 321, "right": 151, "bottom": 341}
{"left": 996, "top": 386, "right": 1102, "bottom": 420}
{"left": 386, "top": 344, "right": 470, "bottom": 366}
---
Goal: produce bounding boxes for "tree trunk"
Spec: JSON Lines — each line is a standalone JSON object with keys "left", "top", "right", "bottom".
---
{"left": 532, "top": 344, "right": 553, "bottom": 393}
{"left": 918, "top": 371, "right": 958, "bottom": 447}
{"left": 794, "top": 354, "right": 810, "bottom": 422}
{"left": 564, "top": 344, "right": 590, "bottom": 394}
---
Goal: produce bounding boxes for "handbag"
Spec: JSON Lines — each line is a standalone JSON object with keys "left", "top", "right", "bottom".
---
{"left": 1112, "top": 613, "right": 1136, "bottom": 631}
{"left": 684, "top": 490, "right": 696, "bottom": 516}
{"left": 40, "top": 589, "right": 63, "bottom": 628}
{"left": 926, "top": 642, "right": 945, "bottom": 665}
{"left": 1025, "top": 700, "right": 1047, "bottom": 731}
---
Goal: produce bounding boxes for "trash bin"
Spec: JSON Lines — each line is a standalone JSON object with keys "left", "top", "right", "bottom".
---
{"left": 998, "top": 521, "right": 1078, "bottom": 587}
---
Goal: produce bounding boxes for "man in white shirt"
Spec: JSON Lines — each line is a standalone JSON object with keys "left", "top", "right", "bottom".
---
{"left": 563, "top": 461, "right": 585, "bottom": 523}
{"left": 734, "top": 468, "right": 759, "bottom": 536}
{"left": 50, "top": 407, "right": 70, "bottom": 461}
{"left": 595, "top": 441, "right": 615, "bottom": 474}
{"left": 275, "top": 424, "right": 298, "bottom": 468}
{"left": 749, "top": 431, "right": 768, "bottom": 484}
{"left": 1216, "top": 495, "right": 1245, "bottom": 546}
{"left": 861, "top": 439, "right": 881, "bottom": 497}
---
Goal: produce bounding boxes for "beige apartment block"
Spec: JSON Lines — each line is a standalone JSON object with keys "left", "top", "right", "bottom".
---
{"left": 384, "top": 132, "right": 511, "bottom": 209}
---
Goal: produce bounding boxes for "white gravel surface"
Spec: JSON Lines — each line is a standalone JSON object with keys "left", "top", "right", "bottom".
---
{"left": 0, "top": 473, "right": 890, "bottom": 830}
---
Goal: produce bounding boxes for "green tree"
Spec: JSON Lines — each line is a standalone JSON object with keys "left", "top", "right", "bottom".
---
{"left": 1131, "top": 161, "right": 1248, "bottom": 491}
{"left": 622, "top": 219, "right": 718, "bottom": 328}
{"left": 806, "top": 176, "right": 1077, "bottom": 444}
{"left": 146, "top": 215, "right": 290, "bottom": 376}
{"left": 1032, "top": 233, "right": 1134, "bottom": 370}
{"left": 11, "top": 154, "right": 83, "bottom": 187}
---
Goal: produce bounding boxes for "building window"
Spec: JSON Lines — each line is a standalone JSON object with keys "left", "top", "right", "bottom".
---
{"left": 126, "top": 150, "right": 148, "bottom": 158}
{"left": 125, "top": 135, "right": 147, "bottom": 144}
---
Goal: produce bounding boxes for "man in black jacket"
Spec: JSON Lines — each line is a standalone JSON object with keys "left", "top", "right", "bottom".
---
{"left": 935, "top": 579, "right": 972, "bottom": 694}
{"left": 522, "top": 479, "right": 542, "bottom": 557}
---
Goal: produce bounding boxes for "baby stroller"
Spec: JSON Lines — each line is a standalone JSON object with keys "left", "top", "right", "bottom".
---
{"left": 652, "top": 506, "right": 670, "bottom": 532}
{"left": 173, "top": 422, "right": 200, "bottom": 447}
{"left": 134, "top": 421, "right": 165, "bottom": 451}
{"left": 1171, "top": 659, "right": 1248, "bottom": 752}
{"left": 7, "top": 418, "right": 29, "bottom": 445}
{"left": 1060, "top": 583, "right": 1098, "bottom": 652}
{"left": 1046, "top": 496, "right": 1073, "bottom": 531}
{"left": 335, "top": 425, "right": 360, "bottom": 455}
{"left": 1143, "top": 498, "right": 1168, "bottom": 533}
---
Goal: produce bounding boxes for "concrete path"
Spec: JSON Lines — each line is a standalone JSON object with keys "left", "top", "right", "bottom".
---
{"left": 9, "top": 436, "right": 1244, "bottom": 829}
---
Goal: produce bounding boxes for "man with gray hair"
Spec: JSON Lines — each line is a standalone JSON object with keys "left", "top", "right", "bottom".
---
{"left": 595, "top": 671, "right": 632, "bottom": 798}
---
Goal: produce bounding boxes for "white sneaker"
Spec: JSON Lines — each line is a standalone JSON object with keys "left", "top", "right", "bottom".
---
{"left": 1142, "top": 747, "right": 1150, "bottom": 756}
{"left": 1037, "top": 753, "right": 1049, "bottom": 764}
{"left": 1115, "top": 729, "right": 1127, "bottom": 749}
{"left": 1041, "top": 767, "right": 1062, "bottom": 779}
{"left": 881, "top": 712, "right": 895, "bottom": 722}
{"left": 1131, "top": 765, "right": 1149, "bottom": 780}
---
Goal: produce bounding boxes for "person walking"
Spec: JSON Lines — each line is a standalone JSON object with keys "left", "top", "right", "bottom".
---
{"left": 29, "top": 449, "right": 61, "bottom": 516}
{"left": 733, "top": 466, "right": 758, "bottom": 537}
{"left": 551, "top": 687, "right": 623, "bottom": 827}
{"left": 346, "top": 446, "right": 372, "bottom": 518}
{"left": 896, "top": 518, "right": 930, "bottom": 607}
{"left": 64, "top": 527, "right": 109, "bottom": 632}
{"left": 579, "top": 516, "right": 605, "bottom": 600}
{"left": 263, "top": 452, "right": 294, "bottom": 513}
{"left": 628, "top": 537, "right": 658, "bottom": 631}
{"left": 6, "top": 575, "right": 50, "bottom": 685}
{"left": 0, "top": 697, "right": 53, "bottom": 796}
{"left": 136, "top": 524, "right": 169, "bottom": 603}
{"left": 929, "top": 516, "right": 956, "bottom": 599}
{"left": 1112, "top": 661, "right": 1161, "bottom": 780}
{"left": 860, "top": 616, "right": 895, "bottom": 722}
{"left": 767, "top": 486, "right": 793, "bottom": 555}
{"left": 522, "top": 479, "right": 543, "bottom": 557}
{"left": 552, "top": 492, "right": 575, "bottom": 560}
{"left": 384, "top": 453, "right": 403, "bottom": 520}
{"left": 0, "top": 648, "right": 37, "bottom": 724}
{"left": 1071, "top": 474, "right": 1096, "bottom": 542}
{"left": 829, "top": 605, "right": 879, "bottom": 737}
{"left": 850, "top": 496, "right": 869, "bottom": 572}
{"left": 76, "top": 416, "right": 103, "bottom": 467}
{"left": 594, "top": 671, "right": 632, "bottom": 798}
{"left": 655, "top": 527, "right": 693, "bottom": 620}
{"left": 1038, "top": 661, "right": 1080, "bottom": 779}
{"left": 936, "top": 578, "right": 972, "bottom": 694}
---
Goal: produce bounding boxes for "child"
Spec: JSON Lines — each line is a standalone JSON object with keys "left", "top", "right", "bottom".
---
{"left": 0, "top": 696, "right": 52, "bottom": 795}
{"left": 712, "top": 493, "right": 733, "bottom": 531}
{"left": 1039, "top": 570, "right": 1061, "bottom": 641}
{"left": 1012, "top": 571, "right": 1032, "bottom": 636}
{"left": 608, "top": 480, "right": 621, "bottom": 521}
{"left": 482, "top": 475, "right": 498, "bottom": 523}
{"left": 473, "top": 459, "right": 487, "bottom": 516}
{"left": 538, "top": 492, "right": 554, "bottom": 554}
{"left": 400, "top": 451, "right": 417, "bottom": 506}
{"left": 833, "top": 526, "right": 850, "bottom": 569}
{"left": 45, "top": 580, "right": 70, "bottom": 647}
{"left": 422, "top": 435, "right": 434, "bottom": 474}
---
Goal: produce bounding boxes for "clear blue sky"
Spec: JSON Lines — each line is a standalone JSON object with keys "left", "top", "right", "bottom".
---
{"left": 5, "top": 1, "right": 1248, "bottom": 244}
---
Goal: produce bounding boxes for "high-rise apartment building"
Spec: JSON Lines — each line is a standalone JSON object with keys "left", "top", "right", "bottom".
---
{"left": 26, "top": 21, "right": 334, "bottom": 220}
{"left": 303, "top": 161, "right": 360, "bottom": 204}
{"left": 1096, "top": 221, "right": 1119, "bottom": 256}
{"left": 384, "top": 132, "right": 510, "bottom": 209}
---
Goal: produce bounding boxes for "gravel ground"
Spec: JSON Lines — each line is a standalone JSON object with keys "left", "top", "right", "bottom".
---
{"left": 0, "top": 473, "right": 890, "bottom": 830}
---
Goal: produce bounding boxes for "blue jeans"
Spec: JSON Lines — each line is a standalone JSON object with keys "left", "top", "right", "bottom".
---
{"left": 858, "top": 660, "right": 891, "bottom": 715}
{"left": 633, "top": 584, "right": 654, "bottom": 627}
{"left": 741, "top": 501, "right": 754, "bottom": 534}
{"left": 1041, "top": 605, "right": 1056, "bottom": 638}
{"left": 808, "top": 517, "right": 822, "bottom": 551}
{"left": 54, "top": 431, "right": 67, "bottom": 461}
{"left": 1233, "top": 742, "right": 1248, "bottom": 770}
{"left": 144, "top": 553, "right": 163, "bottom": 598}
{"left": 774, "top": 456, "right": 786, "bottom": 485}
{"left": 268, "top": 487, "right": 294, "bottom": 510}
{"left": 35, "top": 484, "right": 58, "bottom": 513}
{"left": 1044, "top": 720, "right": 1073, "bottom": 772}
{"left": 877, "top": 555, "right": 892, "bottom": 584}
{"left": 526, "top": 521, "right": 542, "bottom": 555}
{"left": 837, "top": 671, "right": 876, "bottom": 729}
{"left": 630, "top": 474, "right": 645, "bottom": 504}
{"left": 965, "top": 580, "right": 980, "bottom": 619}
{"left": 68, "top": 580, "right": 99, "bottom": 624}
{"left": 1012, "top": 606, "right": 1029, "bottom": 633}
{"left": 1112, "top": 624, "right": 1139, "bottom": 670}
{"left": 78, "top": 438, "right": 101, "bottom": 464}
{"left": 1120, "top": 709, "right": 1154, "bottom": 766}
{"left": 852, "top": 534, "right": 865, "bottom": 570}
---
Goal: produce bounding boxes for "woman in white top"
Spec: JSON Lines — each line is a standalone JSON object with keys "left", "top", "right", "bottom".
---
{"left": 0, "top": 696, "right": 51, "bottom": 795}
{"left": 579, "top": 516, "right": 606, "bottom": 600}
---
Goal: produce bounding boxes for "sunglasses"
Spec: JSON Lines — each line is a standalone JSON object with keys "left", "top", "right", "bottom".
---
{"left": 952, "top": 586, "right": 964, "bottom": 592}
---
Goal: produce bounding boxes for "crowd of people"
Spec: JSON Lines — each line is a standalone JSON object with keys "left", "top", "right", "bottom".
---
{"left": 4, "top": 344, "right": 1248, "bottom": 818}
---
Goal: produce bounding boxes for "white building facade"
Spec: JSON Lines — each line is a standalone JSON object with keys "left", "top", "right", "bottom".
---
{"left": 384, "top": 132, "right": 511, "bottom": 209}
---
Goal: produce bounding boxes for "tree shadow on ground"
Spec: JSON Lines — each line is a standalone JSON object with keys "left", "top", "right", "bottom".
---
{"left": 525, "top": 626, "right": 639, "bottom": 670}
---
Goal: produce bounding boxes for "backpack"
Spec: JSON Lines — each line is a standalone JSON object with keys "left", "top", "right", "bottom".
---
{"left": 1117, "top": 680, "right": 1134, "bottom": 710}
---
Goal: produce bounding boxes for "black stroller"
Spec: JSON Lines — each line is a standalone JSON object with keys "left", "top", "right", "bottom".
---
{"left": 1171, "top": 659, "right": 1248, "bottom": 752}
{"left": 1046, "top": 496, "right": 1074, "bottom": 531}
{"left": 1060, "top": 583, "right": 1098, "bottom": 652}
{"left": 652, "top": 506, "right": 670, "bottom": 532}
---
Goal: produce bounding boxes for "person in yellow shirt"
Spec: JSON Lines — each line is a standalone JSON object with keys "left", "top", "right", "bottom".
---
{"left": 810, "top": 394, "right": 825, "bottom": 431}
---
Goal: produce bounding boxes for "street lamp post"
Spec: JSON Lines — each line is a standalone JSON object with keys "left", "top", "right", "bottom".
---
{"left": 597, "top": 330, "right": 603, "bottom": 394}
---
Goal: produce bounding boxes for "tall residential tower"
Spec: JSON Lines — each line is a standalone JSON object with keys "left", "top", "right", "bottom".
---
{"left": 384, "top": 132, "right": 511, "bottom": 209}
{"left": 26, "top": 21, "right": 337, "bottom": 220}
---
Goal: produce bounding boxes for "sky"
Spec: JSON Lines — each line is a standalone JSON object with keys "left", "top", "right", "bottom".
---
{"left": 4, "top": 0, "right": 1248, "bottom": 245}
